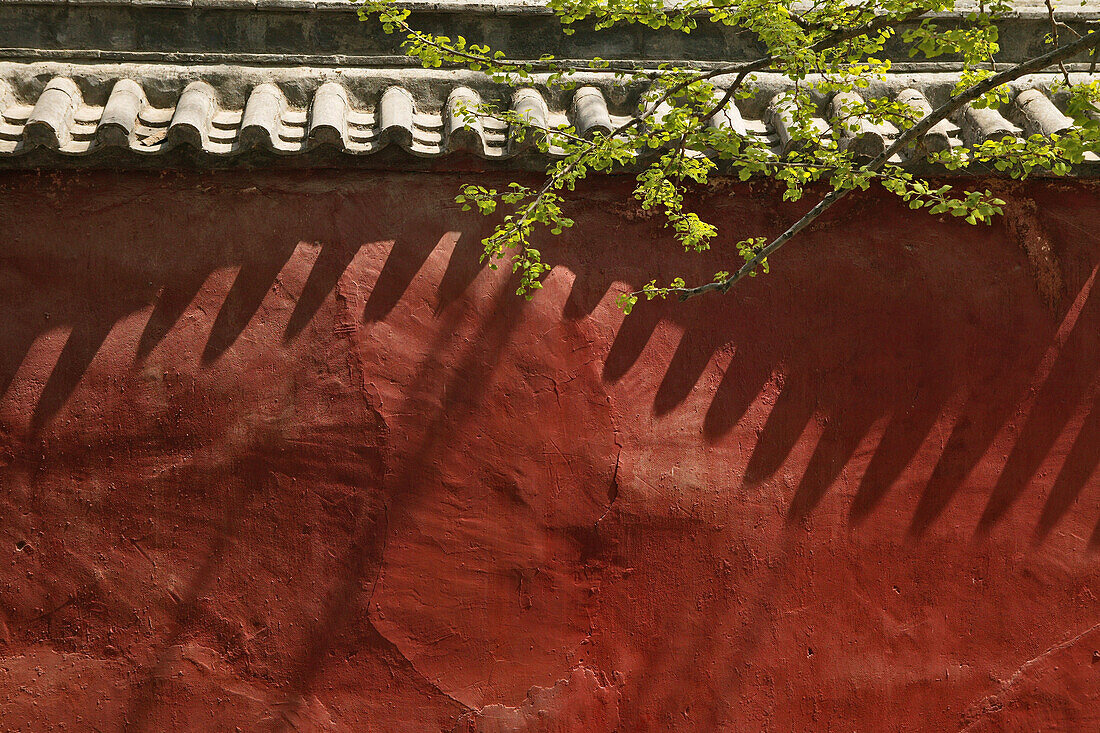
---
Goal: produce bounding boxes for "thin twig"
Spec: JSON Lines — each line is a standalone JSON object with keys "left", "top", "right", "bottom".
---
{"left": 1047, "top": 0, "right": 1073, "bottom": 85}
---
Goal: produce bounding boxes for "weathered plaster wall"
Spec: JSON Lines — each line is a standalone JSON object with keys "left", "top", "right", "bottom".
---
{"left": 0, "top": 170, "right": 1097, "bottom": 731}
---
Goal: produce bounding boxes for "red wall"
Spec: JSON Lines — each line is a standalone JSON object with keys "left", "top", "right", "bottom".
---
{"left": 0, "top": 170, "right": 1097, "bottom": 731}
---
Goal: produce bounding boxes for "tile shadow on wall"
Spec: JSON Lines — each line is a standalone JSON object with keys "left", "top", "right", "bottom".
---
{"left": 2, "top": 172, "right": 1100, "bottom": 731}
{"left": 2, "top": 173, "right": 1099, "bottom": 546}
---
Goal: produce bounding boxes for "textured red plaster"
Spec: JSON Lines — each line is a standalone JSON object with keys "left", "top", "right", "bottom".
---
{"left": 0, "top": 171, "right": 1097, "bottom": 731}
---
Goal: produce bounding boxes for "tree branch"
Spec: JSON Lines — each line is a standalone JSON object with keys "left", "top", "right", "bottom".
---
{"left": 675, "top": 25, "right": 1100, "bottom": 301}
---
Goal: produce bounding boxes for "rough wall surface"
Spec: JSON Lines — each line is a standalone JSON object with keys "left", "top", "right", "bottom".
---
{"left": 0, "top": 170, "right": 1097, "bottom": 731}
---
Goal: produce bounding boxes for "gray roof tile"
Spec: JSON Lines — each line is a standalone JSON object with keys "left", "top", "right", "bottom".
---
{"left": 0, "top": 64, "right": 1098, "bottom": 170}
{"left": 98, "top": 79, "right": 146, "bottom": 146}
{"left": 1013, "top": 89, "right": 1075, "bottom": 137}
{"left": 897, "top": 89, "right": 952, "bottom": 156}
{"left": 25, "top": 77, "right": 82, "bottom": 150}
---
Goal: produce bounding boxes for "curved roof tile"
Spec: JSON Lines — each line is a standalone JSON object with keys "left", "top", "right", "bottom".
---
{"left": 0, "top": 66, "right": 1097, "bottom": 170}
